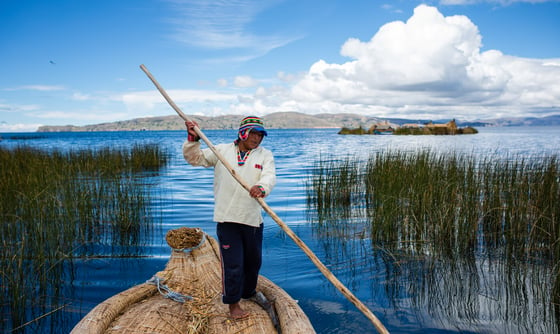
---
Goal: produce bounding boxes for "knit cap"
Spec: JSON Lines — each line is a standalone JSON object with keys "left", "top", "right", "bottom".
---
{"left": 238, "top": 116, "right": 267, "bottom": 141}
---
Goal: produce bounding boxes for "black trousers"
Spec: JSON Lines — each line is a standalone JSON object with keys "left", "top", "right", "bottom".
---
{"left": 216, "top": 222, "right": 263, "bottom": 304}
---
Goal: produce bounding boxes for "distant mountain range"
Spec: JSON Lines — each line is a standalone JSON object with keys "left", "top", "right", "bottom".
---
{"left": 36, "top": 112, "right": 560, "bottom": 132}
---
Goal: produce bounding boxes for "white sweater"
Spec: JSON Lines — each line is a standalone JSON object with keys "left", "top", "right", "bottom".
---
{"left": 182, "top": 141, "right": 276, "bottom": 227}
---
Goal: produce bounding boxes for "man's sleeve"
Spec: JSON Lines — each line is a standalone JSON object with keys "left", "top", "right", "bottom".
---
{"left": 182, "top": 140, "right": 216, "bottom": 167}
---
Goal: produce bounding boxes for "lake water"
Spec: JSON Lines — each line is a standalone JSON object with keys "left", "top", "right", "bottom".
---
{"left": 1, "top": 126, "right": 559, "bottom": 333}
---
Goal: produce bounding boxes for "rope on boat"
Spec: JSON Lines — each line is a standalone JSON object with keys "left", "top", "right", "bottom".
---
{"left": 146, "top": 276, "right": 193, "bottom": 303}
{"left": 146, "top": 229, "right": 206, "bottom": 303}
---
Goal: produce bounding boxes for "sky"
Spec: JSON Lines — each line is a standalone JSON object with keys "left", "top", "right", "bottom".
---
{"left": 1, "top": 0, "right": 559, "bottom": 132}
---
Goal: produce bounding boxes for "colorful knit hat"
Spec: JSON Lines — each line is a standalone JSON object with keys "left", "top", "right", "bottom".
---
{"left": 238, "top": 116, "right": 267, "bottom": 141}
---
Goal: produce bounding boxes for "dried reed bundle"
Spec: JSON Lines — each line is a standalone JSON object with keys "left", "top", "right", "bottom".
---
{"left": 166, "top": 227, "right": 204, "bottom": 249}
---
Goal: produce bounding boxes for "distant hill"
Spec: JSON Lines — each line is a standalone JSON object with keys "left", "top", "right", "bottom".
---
{"left": 36, "top": 112, "right": 377, "bottom": 132}
{"left": 36, "top": 112, "right": 560, "bottom": 132}
{"left": 482, "top": 114, "right": 560, "bottom": 127}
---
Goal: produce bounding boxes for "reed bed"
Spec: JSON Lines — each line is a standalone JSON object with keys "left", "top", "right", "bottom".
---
{"left": 0, "top": 144, "right": 168, "bottom": 333}
{"left": 308, "top": 150, "right": 559, "bottom": 260}
{"left": 307, "top": 150, "right": 560, "bottom": 329}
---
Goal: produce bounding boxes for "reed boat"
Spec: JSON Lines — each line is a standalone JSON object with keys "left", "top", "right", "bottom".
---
{"left": 71, "top": 227, "right": 315, "bottom": 334}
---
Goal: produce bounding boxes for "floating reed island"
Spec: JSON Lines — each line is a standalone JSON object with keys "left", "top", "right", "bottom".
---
{"left": 339, "top": 119, "right": 478, "bottom": 135}
{"left": 0, "top": 144, "right": 169, "bottom": 333}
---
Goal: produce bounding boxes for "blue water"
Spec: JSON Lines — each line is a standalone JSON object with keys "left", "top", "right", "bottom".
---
{"left": 1, "top": 127, "right": 559, "bottom": 333}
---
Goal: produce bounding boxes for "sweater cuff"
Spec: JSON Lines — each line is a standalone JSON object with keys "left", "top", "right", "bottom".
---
{"left": 188, "top": 133, "right": 200, "bottom": 142}
{"left": 257, "top": 185, "right": 266, "bottom": 196}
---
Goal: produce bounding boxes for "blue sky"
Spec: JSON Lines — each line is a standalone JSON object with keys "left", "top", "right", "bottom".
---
{"left": 1, "top": 0, "right": 559, "bottom": 132}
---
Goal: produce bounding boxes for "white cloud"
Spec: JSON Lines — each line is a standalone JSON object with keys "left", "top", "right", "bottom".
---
{"left": 72, "top": 92, "right": 91, "bottom": 101}
{"left": 381, "top": 4, "right": 404, "bottom": 14}
{"left": 0, "top": 103, "right": 40, "bottom": 113}
{"left": 230, "top": 4, "right": 560, "bottom": 120}
{"left": 120, "top": 91, "right": 163, "bottom": 110}
{"left": 342, "top": 5, "right": 481, "bottom": 90}
{"left": 3, "top": 85, "right": 65, "bottom": 92}
{"left": 234, "top": 76, "right": 259, "bottom": 88}
{"left": 217, "top": 78, "right": 228, "bottom": 87}
{"left": 122, "top": 89, "right": 236, "bottom": 105}
{"left": 164, "top": 0, "right": 302, "bottom": 61}
{"left": 27, "top": 110, "right": 129, "bottom": 122}
{"left": 165, "top": 0, "right": 262, "bottom": 48}
{"left": 277, "top": 71, "right": 301, "bottom": 83}
{"left": 0, "top": 123, "right": 44, "bottom": 132}
{"left": 119, "top": 89, "right": 241, "bottom": 119}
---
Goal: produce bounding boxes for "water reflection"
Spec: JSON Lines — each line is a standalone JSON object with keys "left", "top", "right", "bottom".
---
{"left": 309, "top": 212, "right": 558, "bottom": 333}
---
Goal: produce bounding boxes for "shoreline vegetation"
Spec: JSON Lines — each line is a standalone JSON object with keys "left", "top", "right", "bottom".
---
{"left": 0, "top": 144, "right": 168, "bottom": 333}
{"left": 306, "top": 150, "right": 559, "bottom": 331}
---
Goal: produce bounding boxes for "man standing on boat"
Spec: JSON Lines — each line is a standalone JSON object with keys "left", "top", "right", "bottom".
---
{"left": 183, "top": 116, "right": 276, "bottom": 319}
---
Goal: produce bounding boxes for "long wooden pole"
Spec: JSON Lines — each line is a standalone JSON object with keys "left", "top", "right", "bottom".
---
{"left": 139, "top": 64, "right": 389, "bottom": 334}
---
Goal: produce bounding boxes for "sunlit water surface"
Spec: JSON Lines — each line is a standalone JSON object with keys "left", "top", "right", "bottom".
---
{"left": 1, "top": 127, "right": 559, "bottom": 333}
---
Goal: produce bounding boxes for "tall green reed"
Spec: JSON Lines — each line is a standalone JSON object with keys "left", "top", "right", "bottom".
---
{"left": 308, "top": 150, "right": 559, "bottom": 261}
{"left": 363, "top": 150, "right": 483, "bottom": 256}
{"left": 307, "top": 156, "right": 362, "bottom": 219}
{"left": 307, "top": 150, "right": 559, "bottom": 330}
{"left": 0, "top": 144, "right": 168, "bottom": 332}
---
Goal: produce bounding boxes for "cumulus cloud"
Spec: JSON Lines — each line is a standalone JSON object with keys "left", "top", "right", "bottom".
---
{"left": 234, "top": 4, "right": 560, "bottom": 120}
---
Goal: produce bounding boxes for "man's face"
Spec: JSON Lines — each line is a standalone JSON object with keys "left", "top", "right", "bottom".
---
{"left": 243, "top": 130, "right": 264, "bottom": 150}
